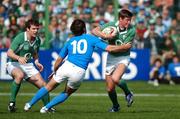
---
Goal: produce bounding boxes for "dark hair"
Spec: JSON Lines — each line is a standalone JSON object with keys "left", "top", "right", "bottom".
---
{"left": 119, "top": 9, "right": 133, "bottom": 19}
{"left": 153, "top": 58, "right": 162, "bottom": 64}
{"left": 25, "top": 19, "right": 40, "bottom": 29}
{"left": 70, "top": 19, "right": 86, "bottom": 36}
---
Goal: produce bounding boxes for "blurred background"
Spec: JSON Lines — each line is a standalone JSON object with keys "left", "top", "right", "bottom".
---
{"left": 0, "top": 0, "right": 180, "bottom": 86}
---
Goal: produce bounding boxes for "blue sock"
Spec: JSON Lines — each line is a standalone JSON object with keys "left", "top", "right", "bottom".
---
{"left": 29, "top": 87, "right": 48, "bottom": 106}
{"left": 45, "top": 92, "right": 68, "bottom": 109}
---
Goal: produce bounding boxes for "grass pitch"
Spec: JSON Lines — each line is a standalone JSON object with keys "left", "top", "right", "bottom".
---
{"left": 0, "top": 81, "right": 180, "bottom": 119}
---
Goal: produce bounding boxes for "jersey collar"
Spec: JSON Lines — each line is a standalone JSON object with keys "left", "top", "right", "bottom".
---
{"left": 115, "top": 21, "right": 129, "bottom": 34}
{"left": 24, "top": 32, "right": 37, "bottom": 46}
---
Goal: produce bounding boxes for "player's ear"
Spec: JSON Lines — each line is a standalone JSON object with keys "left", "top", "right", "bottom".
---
{"left": 83, "top": 28, "right": 86, "bottom": 34}
{"left": 26, "top": 27, "right": 29, "bottom": 31}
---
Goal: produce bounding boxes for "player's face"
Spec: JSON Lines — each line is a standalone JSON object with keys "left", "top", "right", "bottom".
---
{"left": 119, "top": 17, "right": 131, "bottom": 29}
{"left": 27, "top": 25, "right": 39, "bottom": 38}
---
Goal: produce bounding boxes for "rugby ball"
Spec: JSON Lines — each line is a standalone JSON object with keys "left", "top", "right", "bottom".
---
{"left": 102, "top": 26, "right": 117, "bottom": 35}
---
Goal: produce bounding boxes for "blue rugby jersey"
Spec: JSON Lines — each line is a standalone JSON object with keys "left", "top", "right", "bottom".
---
{"left": 59, "top": 34, "right": 108, "bottom": 70}
{"left": 168, "top": 63, "right": 180, "bottom": 77}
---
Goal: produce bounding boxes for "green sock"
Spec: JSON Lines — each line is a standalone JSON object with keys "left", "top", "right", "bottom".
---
{"left": 10, "top": 81, "right": 21, "bottom": 102}
{"left": 118, "top": 80, "right": 131, "bottom": 96}
{"left": 108, "top": 90, "right": 119, "bottom": 107}
{"left": 42, "top": 93, "right": 50, "bottom": 105}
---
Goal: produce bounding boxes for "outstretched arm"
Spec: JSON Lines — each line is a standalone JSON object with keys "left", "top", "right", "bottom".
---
{"left": 106, "top": 43, "right": 132, "bottom": 53}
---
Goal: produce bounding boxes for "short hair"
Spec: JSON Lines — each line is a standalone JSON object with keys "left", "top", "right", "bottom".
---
{"left": 153, "top": 58, "right": 162, "bottom": 64}
{"left": 119, "top": 9, "right": 133, "bottom": 19}
{"left": 70, "top": 19, "right": 86, "bottom": 36}
{"left": 25, "top": 19, "right": 40, "bottom": 29}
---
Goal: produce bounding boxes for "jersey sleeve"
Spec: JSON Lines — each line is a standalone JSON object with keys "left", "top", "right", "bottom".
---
{"left": 93, "top": 36, "right": 108, "bottom": 50}
{"left": 59, "top": 41, "right": 68, "bottom": 59}
{"left": 124, "top": 27, "right": 136, "bottom": 44}
{"left": 10, "top": 33, "right": 23, "bottom": 51}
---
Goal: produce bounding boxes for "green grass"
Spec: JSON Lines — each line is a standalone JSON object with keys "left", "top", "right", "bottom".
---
{"left": 0, "top": 81, "right": 180, "bottom": 119}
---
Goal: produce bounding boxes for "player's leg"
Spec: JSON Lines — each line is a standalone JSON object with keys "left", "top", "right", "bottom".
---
{"left": 112, "top": 64, "right": 133, "bottom": 107}
{"left": 27, "top": 73, "right": 50, "bottom": 105}
{"left": 40, "top": 79, "right": 82, "bottom": 113}
{"left": 40, "top": 61, "right": 85, "bottom": 113}
{"left": 41, "top": 85, "right": 77, "bottom": 113}
{"left": 7, "top": 63, "right": 24, "bottom": 112}
{"left": 106, "top": 75, "right": 120, "bottom": 112}
{"left": 24, "top": 78, "right": 58, "bottom": 111}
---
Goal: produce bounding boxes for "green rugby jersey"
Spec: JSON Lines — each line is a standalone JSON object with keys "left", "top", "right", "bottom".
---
{"left": 100, "top": 21, "right": 136, "bottom": 56}
{"left": 9, "top": 32, "right": 41, "bottom": 62}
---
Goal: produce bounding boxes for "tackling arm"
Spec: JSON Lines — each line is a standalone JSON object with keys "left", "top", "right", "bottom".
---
{"left": 106, "top": 43, "right": 132, "bottom": 53}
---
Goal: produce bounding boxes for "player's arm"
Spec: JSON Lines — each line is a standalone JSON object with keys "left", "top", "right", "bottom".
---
{"left": 7, "top": 35, "right": 27, "bottom": 64}
{"left": 94, "top": 35, "right": 132, "bottom": 53}
{"left": 7, "top": 49, "right": 20, "bottom": 61}
{"left": 48, "top": 56, "right": 64, "bottom": 80}
{"left": 106, "top": 43, "right": 132, "bottom": 53}
{"left": 33, "top": 52, "right": 43, "bottom": 72}
{"left": 92, "top": 26, "right": 115, "bottom": 39}
{"left": 54, "top": 41, "right": 68, "bottom": 73}
{"left": 54, "top": 56, "right": 63, "bottom": 72}
{"left": 106, "top": 27, "right": 136, "bottom": 53}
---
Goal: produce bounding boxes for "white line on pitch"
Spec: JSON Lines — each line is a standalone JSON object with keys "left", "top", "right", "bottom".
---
{"left": 0, "top": 93, "right": 180, "bottom": 97}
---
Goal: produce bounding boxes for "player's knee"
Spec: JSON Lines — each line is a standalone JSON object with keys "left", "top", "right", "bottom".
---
{"left": 15, "top": 73, "right": 24, "bottom": 82}
{"left": 106, "top": 86, "right": 115, "bottom": 92}
{"left": 42, "top": 82, "right": 47, "bottom": 86}
{"left": 45, "top": 85, "right": 53, "bottom": 91}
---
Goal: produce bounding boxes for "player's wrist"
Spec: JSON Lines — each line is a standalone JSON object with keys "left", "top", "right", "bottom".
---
{"left": 17, "top": 56, "right": 20, "bottom": 61}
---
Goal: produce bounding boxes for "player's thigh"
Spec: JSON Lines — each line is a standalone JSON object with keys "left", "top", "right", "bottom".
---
{"left": 28, "top": 73, "right": 46, "bottom": 88}
{"left": 20, "top": 63, "right": 39, "bottom": 80}
{"left": 7, "top": 62, "right": 24, "bottom": 82}
{"left": 45, "top": 78, "right": 59, "bottom": 91}
{"left": 112, "top": 63, "right": 126, "bottom": 84}
{"left": 67, "top": 64, "right": 86, "bottom": 90}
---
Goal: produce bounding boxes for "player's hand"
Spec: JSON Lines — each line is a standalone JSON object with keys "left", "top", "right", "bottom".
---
{"left": 48, "top": 72, "right": 55, "bottom": 80}
{"left": 35, "top": 61, "right": 44, "bottom": 72}
{"left": 18, "top": 57, "right": 27, "bottom": 64}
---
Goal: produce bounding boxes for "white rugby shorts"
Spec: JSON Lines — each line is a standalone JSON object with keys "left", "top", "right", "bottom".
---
{"left": 106, "top": 55, "right": 130, "bottom": 75}
{"left": 6, "top": 62, "right": 39, "bottom": 79}
{"left": 53, "top": 61, "right": 85, "bottom": 89}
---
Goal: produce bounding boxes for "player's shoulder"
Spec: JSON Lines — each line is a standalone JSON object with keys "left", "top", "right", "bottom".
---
{"left": 128, "top": 25, "right": 136, "bottom": 31}
{"left": 80, "top": 33, "right": 99, "bottom": 40}
{"left": 15, "top": 32, "right": 24, "bottom": 38}
{"left": 13, "top": 32, "right": 24, "bottom": 42}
